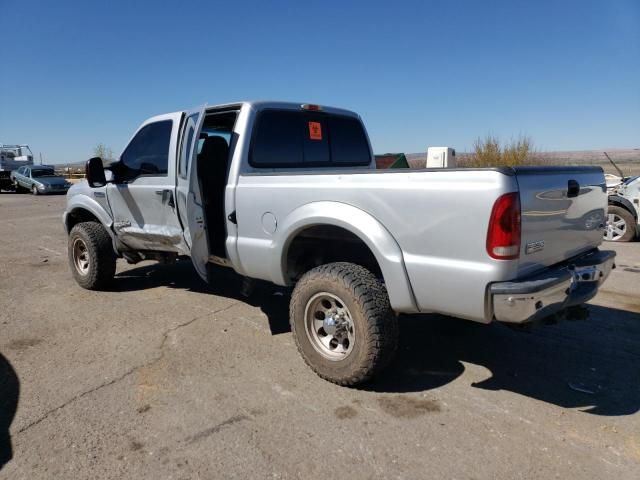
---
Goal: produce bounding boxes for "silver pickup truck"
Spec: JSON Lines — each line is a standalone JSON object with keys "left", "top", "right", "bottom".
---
{"left": 63, "top": 101, "right": 615, "bottom": 385}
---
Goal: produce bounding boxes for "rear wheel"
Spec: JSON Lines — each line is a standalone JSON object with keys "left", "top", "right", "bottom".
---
{"left": 68, "top": 222, "right": 116, "bottom": 290}
{"left": 289, "top": 262, "right": 398, "bottom": 386}
{"left": 604, "top": 206, "right": 636, "bottom": 242}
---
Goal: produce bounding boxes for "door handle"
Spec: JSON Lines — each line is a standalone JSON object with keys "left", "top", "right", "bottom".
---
{"left": 155, "top": 189, "right": 175, "bottom": 208}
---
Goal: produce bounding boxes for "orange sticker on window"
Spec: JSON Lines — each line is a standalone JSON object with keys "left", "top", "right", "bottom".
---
{"left": 308, "top": 121, "right": 322, "bottom": 140}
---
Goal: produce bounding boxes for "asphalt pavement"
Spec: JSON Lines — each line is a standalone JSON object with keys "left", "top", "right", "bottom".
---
{"left": 1, "top": 193, "right": 639, "bottom": 479}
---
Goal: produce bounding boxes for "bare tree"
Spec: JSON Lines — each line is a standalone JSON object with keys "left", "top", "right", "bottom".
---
{"left": 93, "top": 143, "right": 115, "bottom": 162}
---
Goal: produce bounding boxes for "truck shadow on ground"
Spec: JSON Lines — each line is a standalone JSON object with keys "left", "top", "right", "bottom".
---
{"left": 113, "top": 260, "right": 640, "bottom": 416}
{"left": 369, "top": 306, "right": 640, "bottom": 416}
{"left": 113, "top": 260, "right": 292, "bottom": 334}
{"left": 0, "top": 353, "right": 20, "bottom": 471}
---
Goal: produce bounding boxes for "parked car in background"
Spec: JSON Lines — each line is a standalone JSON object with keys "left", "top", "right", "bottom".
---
{"left": 11, "top": 165, "right": 71, "bottom": 195}
{"left": 606, "top": 175, "right": 640, "bottom": 242}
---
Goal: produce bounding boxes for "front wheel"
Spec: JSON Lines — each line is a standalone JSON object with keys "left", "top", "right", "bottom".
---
{"left": 31, "top": 185, "right": 39, "bottom": 195}
{"left": 68, "top": 222, "right": 116, "bottom": 290}
{"left": 289, "top": 262, "right": 398, "bottom": 386}
{"left": 604, "top": 206, "right": 636, "bottom": 242}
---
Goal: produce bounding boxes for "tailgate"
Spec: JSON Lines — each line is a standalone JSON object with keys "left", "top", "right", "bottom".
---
{"left": 515, "top": 166, "right": 606, "bottom": 276}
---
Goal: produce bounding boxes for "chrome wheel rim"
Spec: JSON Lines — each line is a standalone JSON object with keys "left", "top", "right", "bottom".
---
{"left": 304, "top": 292, "right": 355, "bottom": 361}
{"left": 72, "top": 238, "right": 90, "bottom": 275}
{"left": 605, "top": 213, "right": 626, "bottom": 241}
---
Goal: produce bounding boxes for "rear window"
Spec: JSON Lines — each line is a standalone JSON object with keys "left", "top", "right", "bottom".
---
{"left": 327, "top": 115, "right": 371, "bottom": 164}
{"left": 250, "top": 110, "right": 371, "bottom": 168}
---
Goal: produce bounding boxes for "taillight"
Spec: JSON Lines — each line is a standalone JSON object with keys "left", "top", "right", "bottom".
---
{"left": 486, "top": 192, "right": 521, "bottom": 260}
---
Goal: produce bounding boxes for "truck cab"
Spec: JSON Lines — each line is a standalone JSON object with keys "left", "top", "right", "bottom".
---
{"left": 66, "top": 102, "right": 375, "bottom": 281}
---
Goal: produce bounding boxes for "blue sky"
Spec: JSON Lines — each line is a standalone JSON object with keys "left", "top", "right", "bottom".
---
{"left": 0, "top": 0, "right": 638, "bottom": 164}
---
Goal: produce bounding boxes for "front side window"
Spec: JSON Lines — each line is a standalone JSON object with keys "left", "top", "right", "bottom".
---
{"left": 119, "top": 120, "right": 173, "bottom": 180}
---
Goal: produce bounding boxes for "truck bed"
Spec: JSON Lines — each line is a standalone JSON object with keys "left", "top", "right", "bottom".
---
{"left": 232, "top": 165, "right": 606, "bottom": 322}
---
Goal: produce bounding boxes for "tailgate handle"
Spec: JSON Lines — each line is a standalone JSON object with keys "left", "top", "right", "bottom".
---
{"left": 567, "top": 179, "right": 580, "bottom": 198}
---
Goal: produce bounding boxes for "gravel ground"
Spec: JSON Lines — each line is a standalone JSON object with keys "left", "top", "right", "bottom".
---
{"left": 1, "top": 193, "right": 639, "bottom": 479}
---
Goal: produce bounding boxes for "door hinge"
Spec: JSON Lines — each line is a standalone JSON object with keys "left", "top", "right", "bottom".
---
{"left": 227, "top": 211, "right": 237, "bottom": 224}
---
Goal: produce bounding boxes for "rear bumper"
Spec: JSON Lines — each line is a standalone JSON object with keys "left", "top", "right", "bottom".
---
{"left": 490, "top": 249, "right": 616, "bottom": 324}
{"left": 0, "top": 174, "right": 12, "bottom": 189}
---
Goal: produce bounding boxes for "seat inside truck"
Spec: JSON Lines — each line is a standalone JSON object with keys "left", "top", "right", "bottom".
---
{"left": 196, "top": 110, "right": 238, "bottom": 258}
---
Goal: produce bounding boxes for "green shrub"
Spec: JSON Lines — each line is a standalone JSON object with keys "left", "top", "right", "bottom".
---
{"left": 461, "top": 135, "right": 545, "bottom": 167}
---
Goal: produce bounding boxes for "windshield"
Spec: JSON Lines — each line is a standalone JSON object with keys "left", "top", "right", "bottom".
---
{"left": 0, "top": 146, "right": 32, "bottom": 157}
{"left": 31, "top": 169, "right": 56, "bottom": 178}
{"left": 20, "top": 146, "right": 33, "bottom": 156}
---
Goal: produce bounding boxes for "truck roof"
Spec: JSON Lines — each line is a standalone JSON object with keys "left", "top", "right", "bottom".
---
{"left": 159, "top": 101, "right": 361, "bottom": 120}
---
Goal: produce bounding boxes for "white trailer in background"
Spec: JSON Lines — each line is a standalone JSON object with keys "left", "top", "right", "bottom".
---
{"left": 426, "top": 147, "right": 456, "bottom": 168}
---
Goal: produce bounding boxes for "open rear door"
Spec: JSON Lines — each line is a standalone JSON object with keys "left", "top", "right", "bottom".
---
{"left": 176, "top": 105, "right": 209, "bottom": 281}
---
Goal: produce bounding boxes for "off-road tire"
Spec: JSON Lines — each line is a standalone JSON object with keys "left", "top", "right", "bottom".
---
{"left": 68, "top": 222, "right": 116, "bottom": 290}
{"left": 606, "top": 206, "right": 636, "bottom": 242}
{"left": 289, "top": 262, "right": 398, "bottom": 386}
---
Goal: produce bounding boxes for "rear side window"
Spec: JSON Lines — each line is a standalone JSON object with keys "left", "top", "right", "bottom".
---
{"left": 250, "top": 110, "right": 370, "bottom": 168}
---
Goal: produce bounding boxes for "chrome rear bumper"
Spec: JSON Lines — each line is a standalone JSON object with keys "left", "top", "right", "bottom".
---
{"left": 491, "top": 249, "right": 616, "bottom": 324}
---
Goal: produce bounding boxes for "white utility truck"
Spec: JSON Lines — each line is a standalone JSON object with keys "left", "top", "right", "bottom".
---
{"left": 0, "top": 144, "right": 34, "bottom": 191}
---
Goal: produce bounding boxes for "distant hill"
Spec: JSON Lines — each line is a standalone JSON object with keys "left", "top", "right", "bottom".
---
{"left": 404, "top": 148, "right": 640, "bottom": 176}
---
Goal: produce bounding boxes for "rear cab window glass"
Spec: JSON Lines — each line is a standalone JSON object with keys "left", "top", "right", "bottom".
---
{"left": 327, "top": 115, "right": 371, "bottom": 165}
{"left": 251, "top": 111, "right": 304, "bottom": 167}
{"left": 302, "top": 116, "right": 330, "bottom": 165}
{"left": 250, "top": 110, "right": 370, "bottom": 168}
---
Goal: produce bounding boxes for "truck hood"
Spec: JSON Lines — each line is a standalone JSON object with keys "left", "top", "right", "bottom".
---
{"left": 34, "top": 176, "right": 68, "bottom": 186}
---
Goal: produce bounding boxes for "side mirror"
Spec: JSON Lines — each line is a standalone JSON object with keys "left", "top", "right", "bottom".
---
{"left": 86, "top": 157, "right": 106, "bottom": 188}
